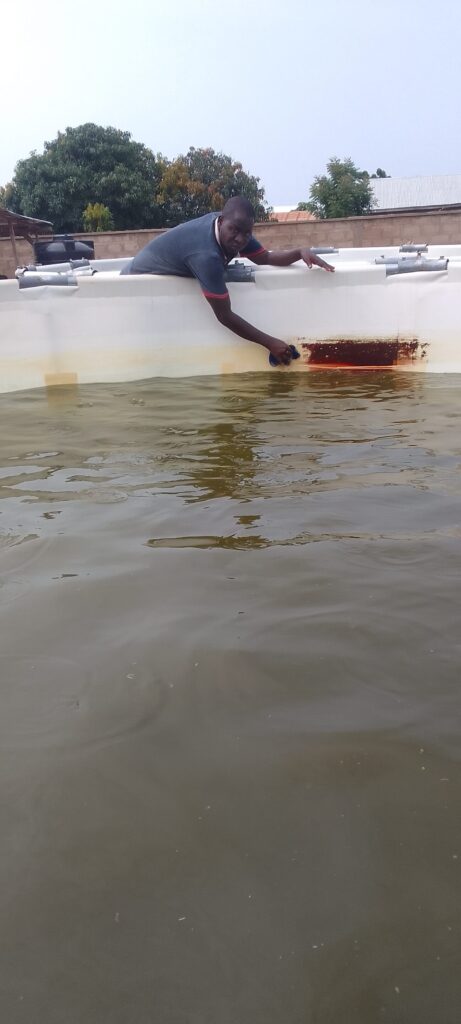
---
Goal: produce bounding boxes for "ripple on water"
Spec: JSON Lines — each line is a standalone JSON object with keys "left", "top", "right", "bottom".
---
{"left": 0, "top": 534, "right": 51, "bottom": 575}
{"left": 0, "top": 655, "right": 167, "bottom": 752}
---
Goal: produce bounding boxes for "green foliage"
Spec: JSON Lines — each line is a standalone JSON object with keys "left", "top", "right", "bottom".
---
{"left": 82, "top": 203, "right": 114, "bottom": 232}
{"left": 157, "top": 147, "right": 269, "bottom": 226}
{"left": 0, "top": 182, "right": 14, "bottom": 209}
{"left": 371, "top": 168, "right": 390, "bottom": 178}
{"left": 298, "top": 157, "right": 376, "bottom": 219}
{"left": 6, "top": 129, "right": 270, "bottom": 232}
{"left": 8, "top": 124, "right": 165, "bottom": 232}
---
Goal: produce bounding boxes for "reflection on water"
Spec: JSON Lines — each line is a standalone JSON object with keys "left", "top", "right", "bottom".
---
{"left": 1, "top": 372, "right": 460, "bottom": 1024}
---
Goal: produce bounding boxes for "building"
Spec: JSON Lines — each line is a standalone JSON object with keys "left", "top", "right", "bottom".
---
{"left": 0, "top": 207, "right": 52, "bottom": 277}
{"left": 371, "top": 175, "right": 461, "bottom": 214}
{"left": 270, "top": 205, "right": 315, "bottom": 222}
{"left": 272, "top": 176, "right": 461, "bottom": 219}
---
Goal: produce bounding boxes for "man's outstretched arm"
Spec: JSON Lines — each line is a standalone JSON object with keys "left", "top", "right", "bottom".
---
{"left": 248, "top": 248, "right": 335, "bottom": 271}
{"left": 206, "top": 295, "right": 293, "bottom": 365}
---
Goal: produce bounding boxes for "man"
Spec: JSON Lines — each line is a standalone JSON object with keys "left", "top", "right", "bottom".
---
{"left": 121, "top": 196, "right": 334, "bottom": 365}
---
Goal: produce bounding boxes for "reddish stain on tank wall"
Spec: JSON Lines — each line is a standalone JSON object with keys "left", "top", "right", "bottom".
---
{"left": 299, "top": 338, "right": 428, "bottom": 369}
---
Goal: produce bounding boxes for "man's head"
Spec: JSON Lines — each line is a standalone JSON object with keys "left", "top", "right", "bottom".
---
{"left": 218, "top": 197, "right": 254, "bottom": 258}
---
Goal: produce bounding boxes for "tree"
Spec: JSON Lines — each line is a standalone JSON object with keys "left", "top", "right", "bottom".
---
{"left": 298, "top": 157, "right": 376, "bottom": 219}
{"left": 0, "top": 182, "right": 14, "bottom": 209}
{"left": 82, "top": 203, "right": 114, "bottom": 232}
{"left": 157, "top": 147, "right": 269, "bottom": 225}
{"left": 8, "top": 124, "right": 165, "bottom": 232}
{"left": 371, "top": 168, "right": 390, "bottom": 178}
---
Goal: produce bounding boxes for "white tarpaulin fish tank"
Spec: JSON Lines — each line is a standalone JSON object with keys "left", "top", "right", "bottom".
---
{"left": 1, "top": 243, "right": 461, "bottom": 393}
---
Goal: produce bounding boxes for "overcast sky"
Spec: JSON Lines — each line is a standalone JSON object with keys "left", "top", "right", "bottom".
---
{"left": 2, "top": 0, "right": 460, "bottom": 205}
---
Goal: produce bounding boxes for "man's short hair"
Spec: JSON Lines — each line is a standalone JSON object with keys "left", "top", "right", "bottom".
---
{"left": 222, "top": 196, "right": 255, "bottom": 221}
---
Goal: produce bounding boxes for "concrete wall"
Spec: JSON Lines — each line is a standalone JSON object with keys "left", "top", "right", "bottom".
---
{"left": 2, "top": 208, "right": 461, "bottom": 277}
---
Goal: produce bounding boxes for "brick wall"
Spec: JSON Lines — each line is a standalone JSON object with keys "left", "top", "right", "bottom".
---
{"left": 2, "top": 209, "right": 461, "bottom": 277}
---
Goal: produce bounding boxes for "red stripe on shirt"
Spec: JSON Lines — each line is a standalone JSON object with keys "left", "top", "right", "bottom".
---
{"left": 241, "top": 245, "right": 266, "bottom": 257}
{"left": 203, "top": 290, "right": 229, "bottom": 300}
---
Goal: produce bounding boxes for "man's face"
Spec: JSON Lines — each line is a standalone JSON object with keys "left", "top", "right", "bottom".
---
{"left": 218, "top": 213, "right": 253, "bottom": 258}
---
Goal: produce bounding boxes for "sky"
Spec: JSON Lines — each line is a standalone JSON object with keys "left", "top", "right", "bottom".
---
{"left": 2, "top": 0, "right": 461, "bottom": 206}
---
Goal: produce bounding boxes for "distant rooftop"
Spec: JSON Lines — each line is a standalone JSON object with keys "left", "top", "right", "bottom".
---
{"left": 0, "top": 207, "right": 52, "bottom": 239}
{"left": 371, "top": 175, "right": 461, "bottom": 211}
{"left": 270, "top": 206, "right": 316, "bottom": 222}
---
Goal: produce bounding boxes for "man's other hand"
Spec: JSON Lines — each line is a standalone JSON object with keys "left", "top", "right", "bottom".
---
{"left": 301, "top": 249, "right": 335, "bottom": 272}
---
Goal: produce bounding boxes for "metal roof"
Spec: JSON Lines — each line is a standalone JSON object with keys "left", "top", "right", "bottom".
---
{"left": 371, "top": 175, "right": 461, "bottom": 211}
{"left": 0, "top": 207, "right": 52, "bottom": 239}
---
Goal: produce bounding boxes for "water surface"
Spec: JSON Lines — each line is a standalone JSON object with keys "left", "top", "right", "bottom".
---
{"left": 1, "top": 371, "right": 460, "bottom": 1023}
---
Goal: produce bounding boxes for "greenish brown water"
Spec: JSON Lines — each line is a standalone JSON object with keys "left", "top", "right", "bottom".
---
{"left": 1, "top": 371, "right": 460, "bottom": 1024}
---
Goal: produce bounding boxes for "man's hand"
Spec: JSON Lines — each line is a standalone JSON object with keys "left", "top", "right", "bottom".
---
{"left": 267, "top": 339, "right": 294, "bottom": 365}
{"left": 300, "top": 249, "right": 335, "bottom": 272}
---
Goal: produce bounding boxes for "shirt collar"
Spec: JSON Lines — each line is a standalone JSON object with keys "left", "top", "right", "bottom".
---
{"left": 214, "top": 215, "right": 232, "bottom": 264}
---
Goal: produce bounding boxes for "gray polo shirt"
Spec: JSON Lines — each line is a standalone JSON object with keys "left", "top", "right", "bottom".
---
{"left": 120, "top": 212, "right": 265, "bottom": 298}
